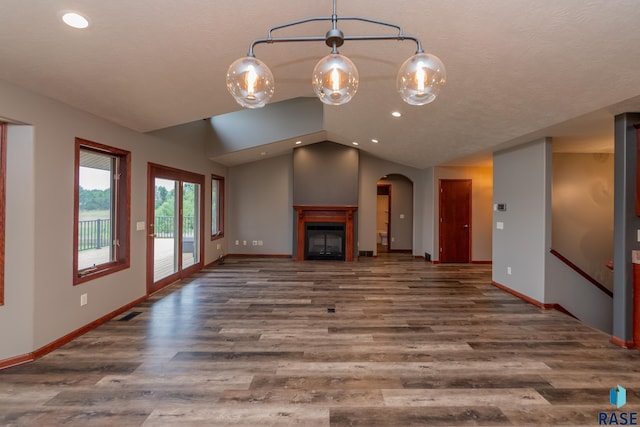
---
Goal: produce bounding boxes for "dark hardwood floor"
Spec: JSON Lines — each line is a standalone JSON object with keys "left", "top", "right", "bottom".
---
{"left": 1, "top": 254, "right": 639, "bottom": 426}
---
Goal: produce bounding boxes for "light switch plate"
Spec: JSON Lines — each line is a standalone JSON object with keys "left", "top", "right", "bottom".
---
{"left": 136, "top": 221, "right": 145, "bottom": 231}
{"left": 496, "top": 222, "right": 504, "bottom": 230}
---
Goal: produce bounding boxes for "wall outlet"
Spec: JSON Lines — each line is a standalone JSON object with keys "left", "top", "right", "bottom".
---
{"left": 80, "top": 293, "right": 88, "bottom": 306}
{"left": 507, "top": 266, "right": 512, "bottom": 275}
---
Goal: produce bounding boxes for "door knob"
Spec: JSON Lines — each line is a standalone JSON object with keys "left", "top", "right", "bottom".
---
{"left": 463, "top": 224, "right": 469, "bottom": 228}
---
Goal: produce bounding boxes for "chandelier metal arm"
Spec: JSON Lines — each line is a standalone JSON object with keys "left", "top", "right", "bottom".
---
{"left": 339, "top": 16, "right": 403, "bottom": 33}
{"left": 246, "top": 12, "right": 424, "bottom": 57}
{"left": 267, "top": 16, "right": 333, "bottom": 39}
{"left": 227, "top": 0, "right": 445, "bottom": 109}
{"left": 266, "top": 16, "right": 404, "bottom": 39}
{"left": 343, "top": 34, "right": 423, "bottom": 53}
{"left": 248, "top": 36, "right": 327, "bottom": 57}
{"left": 248, "top": 33, "right": 423, "bottom": 57}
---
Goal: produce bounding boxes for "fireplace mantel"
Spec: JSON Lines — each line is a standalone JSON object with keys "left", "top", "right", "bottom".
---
{"left": 294, "top": 205, "right": 357, "bottom": 261}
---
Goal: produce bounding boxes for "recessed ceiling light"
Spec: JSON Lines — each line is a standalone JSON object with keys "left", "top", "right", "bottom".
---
{"left": 62, "top": 12, "right": 90, "bottom": 29}
{"left": 391, "top": 111, "right": 402, "bottom": 118}
{"left": 352, "top": 142, "right": 359, "bottom": 146}
{"left": 371, "top": 139, "right": 379, "bottom": 144}
{"left": 295, "top": 141, "right": 302, "bottom": 145}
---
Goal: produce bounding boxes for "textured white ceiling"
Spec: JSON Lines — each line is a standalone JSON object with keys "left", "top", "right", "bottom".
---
{"left": 1, "top": 0, "right": 638, "bottom": 168}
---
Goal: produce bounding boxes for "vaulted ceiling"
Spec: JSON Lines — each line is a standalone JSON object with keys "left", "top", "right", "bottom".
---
{"left": 1, "top": 1, "right": 638, "bottom": 168}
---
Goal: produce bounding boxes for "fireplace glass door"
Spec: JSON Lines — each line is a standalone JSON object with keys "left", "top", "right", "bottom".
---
{"left": 305, "top": 223, "right": 346, "bottom": 260}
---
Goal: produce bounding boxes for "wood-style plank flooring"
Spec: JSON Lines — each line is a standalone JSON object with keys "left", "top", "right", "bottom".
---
{"left": 1, "top": 254, "right": 639, "bottom": 426}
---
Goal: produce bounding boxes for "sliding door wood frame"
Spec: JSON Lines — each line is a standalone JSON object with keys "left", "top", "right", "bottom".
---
{"left": 146, "top": 163, "right": 205, "bottom": 295}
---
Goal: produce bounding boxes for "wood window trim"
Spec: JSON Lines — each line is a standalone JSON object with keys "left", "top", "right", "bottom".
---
{"left": 73, "top": 138, "right": 131, "bottom": 285}
{"left": 0, "top": 124, "right": 5, "bottom": 305}
{"left": 211, "top": 174, "right": 224, "bottom": 241}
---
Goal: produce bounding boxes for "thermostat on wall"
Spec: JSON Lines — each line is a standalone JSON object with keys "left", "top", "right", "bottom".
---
{"left": 494, "top": 203, "right": 507, "bottom": 212}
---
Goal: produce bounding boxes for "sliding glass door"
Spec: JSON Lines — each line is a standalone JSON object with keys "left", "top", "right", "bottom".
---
{"left": 147, "top": 164, "right": 204, "bottom": 294}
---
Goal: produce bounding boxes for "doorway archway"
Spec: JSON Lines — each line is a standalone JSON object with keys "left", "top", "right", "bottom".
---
{"left": 376, "top": 174, "right": 414, "bottom": 254}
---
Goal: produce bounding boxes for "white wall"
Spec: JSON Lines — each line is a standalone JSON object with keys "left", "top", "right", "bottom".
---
{"left": 434, "top": 166, "right": 493, "bottom": 262}
{"left": 492, "top": 139, "right": 551, "bottom": 302}
{"left": 0, "top": 80, "right": 226, "bottom": 361}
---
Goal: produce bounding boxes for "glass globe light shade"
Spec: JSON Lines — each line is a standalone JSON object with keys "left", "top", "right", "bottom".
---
{"left": 312, "top": 53, "right": 359, "bottom": 106}
{"left": 396, "top": 53, "right": 446, "bottom": 106}
{"left": 226, "top": 56, "right": 275, "bottom": 108}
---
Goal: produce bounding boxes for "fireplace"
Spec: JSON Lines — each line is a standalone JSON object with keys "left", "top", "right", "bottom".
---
{"left": 305, "top": 223, "right": 345, "bottom": 260}
{"left": 293, "top": 205, "right": 357, "bottom": 261}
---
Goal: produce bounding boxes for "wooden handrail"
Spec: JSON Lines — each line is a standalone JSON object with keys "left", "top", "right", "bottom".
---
{"left": 549, "top": 249, "right": 613, "bottom": 297}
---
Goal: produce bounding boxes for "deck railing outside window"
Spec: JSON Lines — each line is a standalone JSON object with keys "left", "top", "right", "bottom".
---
{"left": 78, "top": 216, "right": 194, "bottom": 251}
{"left": 78, "top": 218, "right": 112, "bottom": 251}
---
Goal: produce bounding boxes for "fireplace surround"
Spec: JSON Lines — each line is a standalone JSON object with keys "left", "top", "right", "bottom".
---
{"left": 294, "top": 205, "right": 357, "bottom": 261}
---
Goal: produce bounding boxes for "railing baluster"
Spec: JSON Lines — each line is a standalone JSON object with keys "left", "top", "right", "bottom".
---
{"left": 95, "top": 218, "right": 101, "bottom": 249}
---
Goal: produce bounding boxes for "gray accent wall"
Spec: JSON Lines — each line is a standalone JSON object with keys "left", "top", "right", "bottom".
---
{"left": 293, "top": 141, "right": 359, "bottom": 206}
{"left": 493, "top": 139, "right": 551, "bottom": 302}
{"left": 228, "top": 154, "right": 293, "bottom": 255}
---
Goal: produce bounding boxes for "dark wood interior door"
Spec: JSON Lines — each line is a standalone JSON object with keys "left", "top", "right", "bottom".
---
{"left": 439, "top": 179, "right": 471, "bottom": 263}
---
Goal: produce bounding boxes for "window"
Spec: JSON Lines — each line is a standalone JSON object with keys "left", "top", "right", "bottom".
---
{"left": 74, "top": 138, "right": 130, "bottom": 284}
{"left": 0, "top": 124, "right": 5, "bottom": 305}
{"left": 211, "top": 174, "right": 224, "bottom": 239}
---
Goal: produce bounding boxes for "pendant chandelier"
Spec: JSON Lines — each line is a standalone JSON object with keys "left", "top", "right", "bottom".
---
{"left": 226, "top": 0, "right": 446, "bottom": 109}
